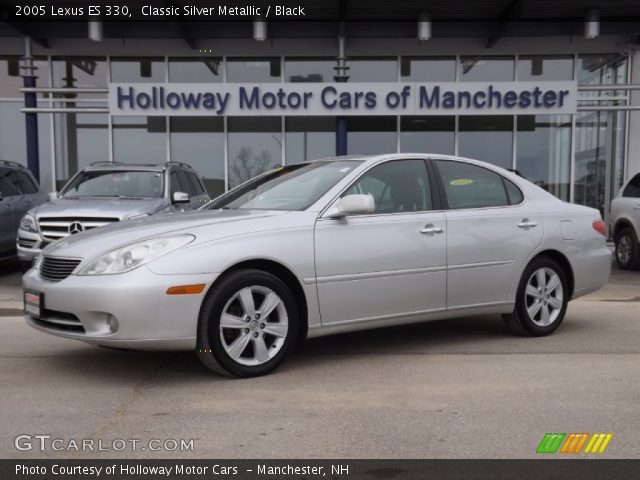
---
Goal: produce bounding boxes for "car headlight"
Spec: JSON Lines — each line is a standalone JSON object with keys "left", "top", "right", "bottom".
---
{"left": 78, "top": 234, "right": 194, "bottom": 275}
{"left": 33, "top": 253, "right": 43, "bottom": 270}
{"left": 19, "top": 214, "right": 38, "bottom": 234}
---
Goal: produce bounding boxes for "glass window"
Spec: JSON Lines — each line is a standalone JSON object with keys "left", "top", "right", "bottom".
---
{"left": 187, "top": 172, "right": 205, "bottom": 195}
{"left": 211, "top": 161, "right": 359, "bottom": 211}
{"left": 177, "top": 170, "right": 195, "bottom": 196}
{"left": 577, "top": 54, "right": 628, "bottom": 85}
{"left": 347, "top": 117, "right": 397, "bottom": 155}
{"left": 285, "top": 117, "right": 335, "bottom": 163}
{"left": 112, "top": 116, "right": 167, "bottom": 164}
{"left": 517, "top": 55, "right": 573, "bottom": 81}
{"left": 623, "top": 174, "right": 640, "bottom": 198}
{"left": 6, "top": 170, "right": 37, "bottom": 194}
{"left": 285, "top": 58, "right": 335, "bottom": 82}
{"left": 504, "top": 178, "right": 524, "bottom": 204}
{"left": 227, "top": 58, "right": 281, "bottom": 82}
{"left": 52, "top": 57, "right": 107, "bottom": 88}
{"left": 436, "top": 160, "right": 510, "bottom": 209}
{"left": 170, "top": 169, "right": 188, "bottom": 196}
{"left": 516, "top": 115, "right": 571, "bottom": 201}
{"left": 169, "top": 57, "right": 223, "bottom": 82}
{"left": 0, "top": 175, "right": 19, "bottom": 197}
{"left": 170, "top": 117, "right": 224, "bottom": 197}
{"left": 228, "top": 117, "right": 282, "bottom": 189}
{"left": 458, "top": 116, "right": 513, "bottom": 169}
{"left": 575, "top": 110, "right": 626, "bottom": 220}
{"left": 60, "top": 170, "right": 164, "bottom": 198}
{"left": 54, "top": 109, "right": 109, "bottom": 187}
{"left": 459, "top": 56, "right": 514, "bottom": 81}
{"left": 0, "top": 56, "right": 21, "bottom": 98}
{"left": 348, "top": 58, "right": 397, "bottom": 82}
{"left": 401, "top": 57, "right": 455, "bottom": 82}
{"left": 400, "top": 117, "right": 454, "bottom": 155}
{"left": 110, "top": 57, "right": 165, "bottom": 83}
{"left": 345, "top": 160, "right": 432, "bottom": 214}
{"left": 0, "top": 56, "right": 49, "bottom": 99}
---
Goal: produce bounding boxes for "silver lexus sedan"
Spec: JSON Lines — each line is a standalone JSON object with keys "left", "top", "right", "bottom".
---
{"left": 23, "top": 154, "right": 611, "bottom": 377}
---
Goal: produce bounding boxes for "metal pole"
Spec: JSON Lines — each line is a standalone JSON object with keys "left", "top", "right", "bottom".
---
{"left": 334, "top": 27, "right": 349, "bottom": 156}
{"left": 21, "top": 37, "right": 40, "bottom": 182}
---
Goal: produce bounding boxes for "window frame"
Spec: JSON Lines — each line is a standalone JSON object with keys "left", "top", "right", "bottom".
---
{"left": 324, "top": 158, "right": 443, "bottom": 218}
{"left": 431, "top": 158, "right": 526, "bottom": 211}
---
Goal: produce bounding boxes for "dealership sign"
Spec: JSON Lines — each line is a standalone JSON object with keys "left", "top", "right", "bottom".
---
{"left": 108, "top": 81, "right": 577, "bottom": 116}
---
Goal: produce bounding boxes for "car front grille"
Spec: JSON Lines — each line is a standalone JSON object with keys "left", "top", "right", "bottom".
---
{"left": 17, "top": 238, "right": 37, "bottom": 249}
{"left": 40, "top": 256, "right": 82, "bottom": 282}
{"left": 38, "top": 217, "right": 119, "bottom": 240}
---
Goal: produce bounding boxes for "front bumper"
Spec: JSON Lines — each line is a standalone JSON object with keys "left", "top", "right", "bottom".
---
{"left": 23, "top": 266, "right": 217, "bottom": 350}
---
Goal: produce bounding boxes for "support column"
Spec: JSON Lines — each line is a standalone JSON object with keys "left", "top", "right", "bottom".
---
{"left": 21, "top": 36, "right": 40, "bottom": 182}
{"left": 334, "top": 28, "right": 349, "bottom": 156}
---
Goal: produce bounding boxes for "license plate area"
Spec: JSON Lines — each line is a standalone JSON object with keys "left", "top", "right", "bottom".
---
{"left": 24, "top": 290, "right": 42, "bottom": 319}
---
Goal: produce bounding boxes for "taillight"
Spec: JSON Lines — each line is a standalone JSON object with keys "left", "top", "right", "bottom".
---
{"left": 592, "top": 219, "right": 607, "bottom": 237}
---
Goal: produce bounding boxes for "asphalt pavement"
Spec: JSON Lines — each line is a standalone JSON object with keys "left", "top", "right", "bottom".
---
{"left": 1, "top": 258, "right": 639, "bottom": 459}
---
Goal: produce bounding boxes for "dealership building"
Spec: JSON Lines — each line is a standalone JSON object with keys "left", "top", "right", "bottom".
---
{"left": 1, "top": 0, "right": 639, "bottom": 224}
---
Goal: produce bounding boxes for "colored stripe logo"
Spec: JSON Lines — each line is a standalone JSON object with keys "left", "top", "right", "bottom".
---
{"left": 537, "top": 433, "right": 612, "bottom": 454}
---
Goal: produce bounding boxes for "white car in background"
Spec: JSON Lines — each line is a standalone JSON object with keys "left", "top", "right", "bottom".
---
{"left": 610, "top": 172, "right": 640, "bottom": 270}
{"left": 23, "top": 154, "right": 611, "bottom": 377}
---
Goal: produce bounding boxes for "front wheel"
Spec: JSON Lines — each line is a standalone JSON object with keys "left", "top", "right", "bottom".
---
{"left": 615, "top": 227, "right": 640, "bottom": 270}
{"left": 197, "top": 269, "right": 299, "bottom": 377}
{"left": 503, "top": 257, "right": 569, "bottom": 336}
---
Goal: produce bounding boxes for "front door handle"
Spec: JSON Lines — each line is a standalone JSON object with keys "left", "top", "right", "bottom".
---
{"left": 517, "top": 219, "right": 538, "bottom": 229}
{"left": 633, "top": 204, "right": 640, "bottom": 210}
{"left": 420, "top": 224, "right": 444, "bottom": 235}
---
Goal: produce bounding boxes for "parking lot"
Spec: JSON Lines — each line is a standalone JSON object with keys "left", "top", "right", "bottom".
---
{"left": 1, "top": 258, "right": 639, "bottom": 459}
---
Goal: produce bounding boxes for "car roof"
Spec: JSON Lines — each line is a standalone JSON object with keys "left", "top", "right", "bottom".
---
{"left": 82, "top": 162, "right": 194, "bottom": 172}
{"left": 0, "top": 160, "right": 31, "bottom": 170}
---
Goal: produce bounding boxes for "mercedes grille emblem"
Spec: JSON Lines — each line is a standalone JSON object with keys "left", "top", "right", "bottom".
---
{"left": 68, "top": 222, "right": 84, "bottom": 235}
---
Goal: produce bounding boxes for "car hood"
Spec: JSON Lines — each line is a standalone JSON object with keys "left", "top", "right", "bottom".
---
{"left": 30, "top": 197, "right": 166, "bottom": 219}
{"left": 42, "top": 209, "right": 292, "bottom": 261}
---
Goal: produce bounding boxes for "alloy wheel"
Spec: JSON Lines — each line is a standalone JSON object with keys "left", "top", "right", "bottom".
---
{"left": 219, "top": 285, "right": 289, "bottom": 366}
{"left": 524, "top": 267, "right": 564, "bottom": 327}
{"left": 617, "top": 234, "right": 632, "bottom": 265}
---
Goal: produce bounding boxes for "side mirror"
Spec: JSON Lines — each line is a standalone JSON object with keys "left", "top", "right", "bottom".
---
{"left": 325, "top": 194, "right": 375, "bottom": 218}
{"left": 47, "top": 191, "right": 57, "bottom": 201}
{"left": 172, "top": 191, "right": 190, "bottom": 204}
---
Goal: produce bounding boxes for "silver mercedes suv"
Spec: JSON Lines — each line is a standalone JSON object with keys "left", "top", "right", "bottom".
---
{"left": 17, "top": 161, "right": 210, "bottom": 270}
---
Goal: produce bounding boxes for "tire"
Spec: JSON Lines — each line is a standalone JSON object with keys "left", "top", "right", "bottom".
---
{"left": 197, "top": 269, "right": 299, "bottom": 377}
{"left": 615, "top": 227, "right": 640, "bottom": 270}
{"left": 503, "top": 257, "right": 569, "bottom": 337}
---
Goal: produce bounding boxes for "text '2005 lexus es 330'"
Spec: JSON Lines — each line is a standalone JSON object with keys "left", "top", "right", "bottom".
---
{"left": 23, "top": 154, "right": 611, "bottom": 377}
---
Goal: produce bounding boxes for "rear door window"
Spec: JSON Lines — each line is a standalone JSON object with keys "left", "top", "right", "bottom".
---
{"left": 622, "top": 174, "right": 640, "bottom": 198}
{"left": 436, "top": 160, "right": 511, "bottom": 209}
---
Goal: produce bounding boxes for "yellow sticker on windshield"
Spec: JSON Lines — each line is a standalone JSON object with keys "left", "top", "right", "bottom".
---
{"left": 450, "top": 178, "right": 474, "bottom": 186}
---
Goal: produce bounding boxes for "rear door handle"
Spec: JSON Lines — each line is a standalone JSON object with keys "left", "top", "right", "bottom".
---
{"left": 420, "top": 225, "right": 444, "bottom": 235}
{"left": 633, "top": 204, "right": 640, "bottom": 210}
{"left": 517, "top": 219, "right": 538, "bottom": 229}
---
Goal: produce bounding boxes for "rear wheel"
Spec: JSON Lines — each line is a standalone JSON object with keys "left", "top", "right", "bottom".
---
{"left": 503, "top": 257, "right": 568, "bottom": 336}
{"left": 197, "top": 269, "right": 299, "bottom": 377}
{"left": 615, "top": 227, "right": 640, "bottom": 270}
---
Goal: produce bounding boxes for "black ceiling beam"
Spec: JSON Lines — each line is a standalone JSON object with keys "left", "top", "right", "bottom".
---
{"left": 166, "top": 1, "right": 197, "bottom": 49}
{"left": 0, "top": 1, "right": 49, "bottom": 48}
{"left": 486, "top": 0, "right": 523, "bottom": 48}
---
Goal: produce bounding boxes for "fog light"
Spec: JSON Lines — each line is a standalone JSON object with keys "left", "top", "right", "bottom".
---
{"left": 107, "top": 314, "right": 119, "bottom": 333}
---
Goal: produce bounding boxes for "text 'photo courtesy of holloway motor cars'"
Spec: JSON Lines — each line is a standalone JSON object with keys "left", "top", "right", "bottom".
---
{"left": 22, "top": 154, "right": 611, "bottom": 377}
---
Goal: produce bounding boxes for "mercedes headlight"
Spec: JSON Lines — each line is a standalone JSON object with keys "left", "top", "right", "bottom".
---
{"left": 78, "top": 235, "right": 194, "bottom": 275}
{"left": 19, "top": 214, "right": 38, "bottom": 233}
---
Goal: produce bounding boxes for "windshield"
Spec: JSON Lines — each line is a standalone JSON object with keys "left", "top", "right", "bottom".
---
{"left": 208, "top": 161, "right": 360, "bottom": 211}
{"left": 60, "top": 170, "right": 164, "bottom": 199}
